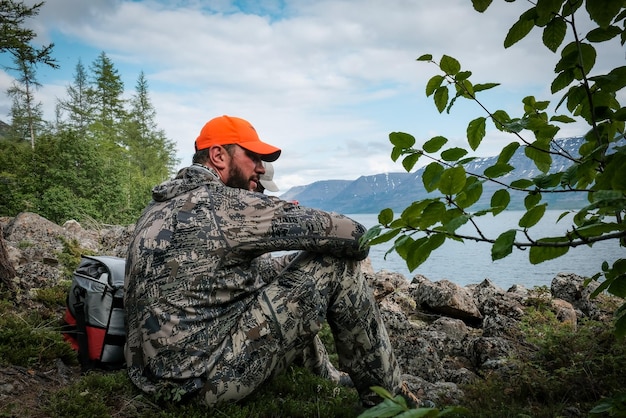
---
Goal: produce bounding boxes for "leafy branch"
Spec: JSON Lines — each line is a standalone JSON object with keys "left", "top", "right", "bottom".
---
{"left": 362, "top": 0, "right": 626, "bottom": 336}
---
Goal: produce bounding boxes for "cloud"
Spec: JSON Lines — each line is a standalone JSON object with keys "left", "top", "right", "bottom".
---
{"left": 2, "top": 0, "right": 623, "bottom": 190}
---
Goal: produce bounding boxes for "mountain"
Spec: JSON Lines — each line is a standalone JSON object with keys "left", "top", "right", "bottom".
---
{"left": 280, "top": 137, "right": 588, "bottom": 213}
{"left": 0, "top": 120, "right": 10, "bottom": 139}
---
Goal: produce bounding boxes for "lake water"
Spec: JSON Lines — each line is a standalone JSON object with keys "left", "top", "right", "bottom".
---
{"left": 349, "top": 211, "right": 624, "bottom": 290}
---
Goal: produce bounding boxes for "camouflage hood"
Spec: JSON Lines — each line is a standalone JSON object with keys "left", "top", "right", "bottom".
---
{"left": 152, "top": 164, "right": 220, "bottom": 202}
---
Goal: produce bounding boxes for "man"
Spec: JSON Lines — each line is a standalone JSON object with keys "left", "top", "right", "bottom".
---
{"left": 124, "top": 115, "right": 412, "bottom": 407}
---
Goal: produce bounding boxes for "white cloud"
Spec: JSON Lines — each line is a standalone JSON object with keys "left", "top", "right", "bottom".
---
{"left": 2, "top": 0, "right": 623, "bottom": 190}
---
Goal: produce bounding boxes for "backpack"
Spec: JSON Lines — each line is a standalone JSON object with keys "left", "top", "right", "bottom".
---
{"left": 62, "top": 255, "right": 126, "bottom": 371}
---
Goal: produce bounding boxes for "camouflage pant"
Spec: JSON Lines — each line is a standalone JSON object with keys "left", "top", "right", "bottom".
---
{"left": 199, "top": 251, "right": 402, "bottom": 406}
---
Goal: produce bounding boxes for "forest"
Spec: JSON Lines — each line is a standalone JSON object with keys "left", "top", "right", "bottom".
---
{"left": 0, "top": 1, "right": 179, "bottom": 226}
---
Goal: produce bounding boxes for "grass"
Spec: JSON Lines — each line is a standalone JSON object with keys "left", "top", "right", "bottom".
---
{"left": 458, "top": 304, "right": 626, "bottom": 418}
{"left": 40, "top": 367, "right": 362, "bottom": 418}
{"left": 1, "top": 270, "right": 626, "bottom": 417}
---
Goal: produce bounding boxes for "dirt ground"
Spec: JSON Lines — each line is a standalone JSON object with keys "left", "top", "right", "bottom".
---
{"left": 0, "top": 356, "right": 82, "bottom": 416}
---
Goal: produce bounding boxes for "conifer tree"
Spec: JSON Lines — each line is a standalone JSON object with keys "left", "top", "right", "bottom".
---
{"left": 6, "top": 46, "right": 45, "bottom": 147}
{"left": 122, "top": 71, "right": 179, "bottom": 215}
{"left": 1, "top": 0, "right": 57, "bottom": 148}
{"left": 89, "top": 51, "right": 125, "bottom": 143}
{"left": 57, "top": 59, "right": 95, "bottom": 134}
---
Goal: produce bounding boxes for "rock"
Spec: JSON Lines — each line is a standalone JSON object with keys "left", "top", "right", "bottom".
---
{"left": 0, "top": 211, "right": 619, "bottom": 408}
{"left": 551, "top": 273, "right": 600, "bottom": 319}
{"left": 471, "top": 279, "right": 525, "bottom": 320}
{"left": 410, "top": 276, "right": 483, "bottom": 323}
{"left": 0, "top": 212, "right": 132, "bottom": 301}
{"left": 551, "top": 298, "right": 578, "bottom": 328}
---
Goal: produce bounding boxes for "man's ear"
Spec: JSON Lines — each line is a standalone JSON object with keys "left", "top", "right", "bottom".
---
{"left": 209, "top": 145, "right": 228, "bottom": 169}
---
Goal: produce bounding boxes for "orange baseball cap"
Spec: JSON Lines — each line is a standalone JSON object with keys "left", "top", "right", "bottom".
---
{"left": 195, "top": 115, "right": 281, "bottom": 162}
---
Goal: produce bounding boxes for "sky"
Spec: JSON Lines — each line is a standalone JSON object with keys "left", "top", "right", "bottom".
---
{"left": 0, "top": 0, "right": 623, "bottom": 192}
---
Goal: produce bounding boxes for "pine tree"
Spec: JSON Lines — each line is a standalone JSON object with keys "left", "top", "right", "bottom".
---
{"left": 57, "top": 59, "right": 95, "bottom": 134}
{"left": 0, "top": 0, "right": 56, "bottom": 66}
{"left": 89, "top": 51, "right": 125, "bottom": 143}
{"left": 5, "top": 46, "right": 45, "bottom": 147}
{"left": 1, "top": 0, "right": 57, "bottom": 148}
{"left": 122, "top": 71, "right": 179, "bottom": 215}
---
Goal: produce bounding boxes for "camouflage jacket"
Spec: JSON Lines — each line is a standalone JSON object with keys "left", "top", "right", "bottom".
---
{"left": 124, "top": 164, "right": 369, "bottom": 390}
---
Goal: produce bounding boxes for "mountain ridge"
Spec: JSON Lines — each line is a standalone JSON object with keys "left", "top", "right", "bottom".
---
{"left": 280, "top": 137, "right": 587, "bottom": 213}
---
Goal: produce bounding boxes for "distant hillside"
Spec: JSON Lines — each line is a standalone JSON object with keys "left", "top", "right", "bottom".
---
{"left": 280, "top": 137, "right": 588, "bottom": 213}
{"left": 0, "top": 120, "right": 10, "bottom": 139}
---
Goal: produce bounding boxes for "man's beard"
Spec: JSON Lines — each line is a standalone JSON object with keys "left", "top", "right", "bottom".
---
{"left": 225, "top": 164, "right": 255, "bottom": 190}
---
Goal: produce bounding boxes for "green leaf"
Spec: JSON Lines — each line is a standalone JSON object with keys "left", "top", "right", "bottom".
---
{"left": 566, "top": 84, "right": 587, "bottom": 113}
{"left": 424, "top": 233, "right": 446, "bottom": 252}
{"left": 524, "top": 192, "right": 542, "bottom": 209}
{"left": 401, "top": 200, "right": 430, "bottom": 226}
{"left": 503, "top": 119, "right": 526, "bottom": 133}
{"left": 555, "top": 42, "right": 581, "bottom": 72}
{"left": 608, "top": 274, "right": 626, "bottom": 299}
{"left": 586, "top": 25, "right": 622, "bottom": 42}
{"left": 511, "top": 179, "right": 534, "bottom": 188}
{"left": 551, "top": 68, "right": 575, "bottom": 93}
{"left": 504, "top": 8, "right": 537, "bottom": 48}
{"left": 577, "top": 43, "right": 597, "bottom": 77}
{"left": 458, "top": 156, "right": 477, "bottom": 165}
{"left": 556, "top": 42, "right": 596, "bottom": 78}
{"left": 474, "top": 82, "right": 499, "bottom": 92}
{"left": 542, "top": 17, "right": 567, "bottom": 52}
{"left": 426, "top": 74, "right": 444, "bottom": 97}
{"left": 434, "top": 86, "right": 449, "bottom": 113}
{"left": 419, "top": 201, "right": 446, "bottom": 228}
{"left": 492, "top": 110, "right": 511, "bottom": 131}
{"left": 472, "top": 0, "right": 493, "bottom": 12}
{"left": 615, "top": 107, "right": 626, "bottom": 121}
{"left": 574, "top": 222, "right": 626, "bottom": 238}
{"left": 422, "top": 136, "right": 448, "bottom": 153}
{"left": 438, "top": 166, "right": 466, "bottom": 195}
{"left": 456, "top": 70, "right": 472, "bottom": 82}
{"left": 360, "top": 225, "right": 382, "bottom": 245}
{"left": 484, "top": 163, "right": 514, "bottom": 178}
{"left": 402, "top": 152, "right": 421, "bottom": 172}
{"left": 615, "top": 305, "right": 626, "bottom": 339}
{"left": 491, "top": 189, "right": 511, "bottom": 214}
{"left": 456, "top": 177, "right": 483, "bottom": 209}
{"left": 529, "top": 238, "right": 570, "bottom": 264}
{"left": 440, "top": 147, "right": 468, "bottom": 162}
{"left": 457, "top": 78, "right": 475, "bottom": 99}
{"left": 533, "top": 172, "right": 563, "bottom": 188}
{"left": 378, "top": 208, "right": 394, "bottom": 225}
{"left": 389, "top": 131, "right": 416, "bottom": 148}
{"left": 591, "top": 189, "right": 625, "bottom": 203}
{"left": 440, "top": 55, "right": 461, "bottom": 75}
{"left": 525, "top": 141, "right": 552, "bottom": 173}
{"left": 550, "top": 114, "right": 576, "bottom": 123}
{"left": 368, "top": 228, "right": 402, "bottom": 246}
{"left": 589, "top": 66, "right": 626, "bottom": 91}
{"left": 519, "top": 204, "right": 547, "bottom": 228}
{"left": 497, "top": 141, "right": 520, "bottom": 164}
{"left": 356, "top": 397, "right": 406, "bottom": 418}
{"left": 467, "top": 117, "right": 486, "bottom": 151}
{"left": 562, "top": 0, "right": 582, "bottom": 17}
{"left": 422, "top": 162, "right": 444, "bottom": 192}
{"left": 444, "top": 213, "right": 470, "bottom": 233}
{"left": 417, "top": 54, "right": 433, "bottom": 61}
{"left": 536, "top": 0, "right": 562, "bottom": 27}
{"left": 391, "top": 146, "right": 402, "bottom": 162}
{"left": 426, "top": 75, "right": 445, "bottom": 97}
{"left": 406, "top": 237, "right": 432, "bottom": 271}
{"left": 393, "top": 235, "right": 413, "bottom": 260}
{"left": 492, "top": 229, "right": 516, "bottom": 261}
{"left": 586, "top": 0, "right": 622, "bottom": 28}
